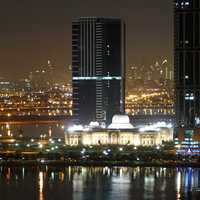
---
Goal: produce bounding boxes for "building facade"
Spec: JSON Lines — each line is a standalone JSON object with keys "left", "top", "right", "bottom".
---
{"left": 65, "top": 115, "right": 173, "bottom": 146}
{"left": 72, "top": 17, "right": 125, "bottom": 125}
{"left": 174, "top": 0, "right": 200, "bottom": 135}
{"left": 65, "top": 129, "right": 173, "bottom": 146}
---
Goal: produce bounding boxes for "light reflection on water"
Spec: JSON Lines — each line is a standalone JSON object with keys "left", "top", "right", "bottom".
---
{"left": 176, "top": 168, "right": 200, "bottom": 199}
{"left": 0, "top": 123, "right": 65, "bottom": 137}
{"left": 39, "top": 172, "right": 44, "bottom": 200}
{"left": 0, "top": 167, "right": 200, "bottom": 200}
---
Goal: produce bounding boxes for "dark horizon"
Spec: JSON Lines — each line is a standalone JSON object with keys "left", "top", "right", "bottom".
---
{"left": 0, "top": 0, "right": 173, "bottom": 80}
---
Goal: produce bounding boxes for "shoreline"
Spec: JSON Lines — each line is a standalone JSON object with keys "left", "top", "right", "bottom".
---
{"left": 0, "top": 160, "right": 200, "bottom": 168}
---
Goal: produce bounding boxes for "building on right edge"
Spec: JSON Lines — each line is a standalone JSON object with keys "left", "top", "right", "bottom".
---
{"left": 174, "top": 0, "right": 200, "bottom": 152}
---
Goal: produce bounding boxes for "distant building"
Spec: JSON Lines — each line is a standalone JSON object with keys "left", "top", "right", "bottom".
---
{"left": 175, "top": 128, "right": 200, "bottom": 155}
{"left": 0, "top": 79, "right": 15, "bottom": 91}
{"left": 65, "top": 115, "right": 173, "bottom": 146}
{"left": 72, "top": 17, "right": 125, "bottom": 125}
{"left": 174, "top": 0, "right": 200, "bottom": 135}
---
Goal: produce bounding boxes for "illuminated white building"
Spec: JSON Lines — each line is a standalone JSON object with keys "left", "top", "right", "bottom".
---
{"left": 65, "top": 115, "right": 173, "bottom": 146}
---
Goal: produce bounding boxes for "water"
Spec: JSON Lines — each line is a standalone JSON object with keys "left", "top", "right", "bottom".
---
{"left": 0, "top": 123, "right": 66, "bottom": 138}
{"left": 0, "top": 167, "right": 200, "bottom": 200}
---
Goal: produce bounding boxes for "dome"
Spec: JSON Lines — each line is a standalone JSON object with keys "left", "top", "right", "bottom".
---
{"left": 108, "top": 115, "right": 134, "bottom": 129}
{"left": 112, "top": 115, "right": 130, "bottom": 124}
{"left": 89, "top": 121, "right": 100, "bottom": 128}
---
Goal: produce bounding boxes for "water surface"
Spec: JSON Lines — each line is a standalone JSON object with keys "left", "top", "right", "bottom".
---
{"left": 0, "top": 167, "right": 200, "bottom": 200}
{"left": 0, "top": 123, "right": 65, "bottom": 138}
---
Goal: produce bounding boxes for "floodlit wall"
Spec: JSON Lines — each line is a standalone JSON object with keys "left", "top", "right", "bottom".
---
{"left": 65, "top": 128, "right": 173, "bottom": 146}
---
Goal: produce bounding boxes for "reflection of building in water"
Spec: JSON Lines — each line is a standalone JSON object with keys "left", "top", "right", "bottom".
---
{"left": 65, "top": 115, "right": 173, "bottom": 146}
{"left": 110, "top": 168, "right": 131, "bottom": 199}
{"left": 73, "top": 172, "right": 84, "bottom": 200}
{"left": 144, "top": 175, "right": 155, "bottom": 199}
{"left": 38, "top": 172, "right": 44, "bottom": 200}
{"left": 176, "top": 168, "right": 200, "bottom": 198}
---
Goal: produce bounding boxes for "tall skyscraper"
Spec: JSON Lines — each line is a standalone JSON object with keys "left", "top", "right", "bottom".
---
{"left": 174, "top": 0, "right": 200, "bottom": 134}
{"left": 72, "top": 17, "right": 125, "bottom": 125}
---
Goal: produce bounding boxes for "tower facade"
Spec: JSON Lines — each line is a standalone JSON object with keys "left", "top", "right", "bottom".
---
{"left": 72, "top": 17, "right": 125, "bottom": 125}
{"left": 174, "top": 0, "right": 200, "bottom": 133}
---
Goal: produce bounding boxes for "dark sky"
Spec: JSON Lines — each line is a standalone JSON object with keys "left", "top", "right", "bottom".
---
{"left": 0, "top": 0, "right": 173, "bottom": 80}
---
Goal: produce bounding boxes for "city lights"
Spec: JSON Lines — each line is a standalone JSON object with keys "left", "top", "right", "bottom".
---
{"left": 1, "top": 0, "right": 200, "bottom": 199}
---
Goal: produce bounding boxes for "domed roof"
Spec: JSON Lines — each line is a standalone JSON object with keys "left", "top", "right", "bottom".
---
{"left": 89, "top": 121, "right": 100, "bottom": 128}
{"left": 112, "top": 115, "right": 130, "bottom": 124}
{"left": 108, "top": 114, "right": 134, "bottom": 129}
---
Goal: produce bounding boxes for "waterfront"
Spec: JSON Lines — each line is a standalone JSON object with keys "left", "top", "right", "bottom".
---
{"left": 0, "top": 122, "right": 66, "bottom": 138}
{"left": 0, "top": 167, "right": 200, "bottom": 200}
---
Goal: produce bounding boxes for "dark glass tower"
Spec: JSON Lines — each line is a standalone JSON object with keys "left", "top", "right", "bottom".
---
{"left": 174, "top": 0, "right": 200, "bottom": 132}
{"left": 72, "top": 17, "right": 125, "bottom": 125}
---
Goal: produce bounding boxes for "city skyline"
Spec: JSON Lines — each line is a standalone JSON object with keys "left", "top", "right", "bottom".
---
{"left": 0, "top": 0, "right": 173, "bottom": 80}
{"left": 1, "top": 1, "right": 200, "bottom": 200}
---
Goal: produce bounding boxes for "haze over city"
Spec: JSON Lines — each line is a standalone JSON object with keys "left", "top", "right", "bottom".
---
{"left": 0, "top": 0, "right": 173, "bottom": 80}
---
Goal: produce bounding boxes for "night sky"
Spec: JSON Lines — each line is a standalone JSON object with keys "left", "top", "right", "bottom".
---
{"left": 0, "top": 0, "right": 173, "bottom": 80}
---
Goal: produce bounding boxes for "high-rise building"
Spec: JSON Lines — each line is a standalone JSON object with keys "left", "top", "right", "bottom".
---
{"left": 174, "top": 0, "right": 200, "bottom": 134}
{"left": 72, "top": 17, "right": 125, "bottom": 125}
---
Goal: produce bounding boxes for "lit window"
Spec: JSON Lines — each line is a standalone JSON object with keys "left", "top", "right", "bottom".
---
{"left": 185, "top": 93, "right": 194, "bottom": 100}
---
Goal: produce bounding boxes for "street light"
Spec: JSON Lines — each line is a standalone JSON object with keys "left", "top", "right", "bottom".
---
{"left": 119, "top": 147, "right": 123, "bottom": 151}
{"left": 156, "top": 146, "right": 160, "bottom": 150}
